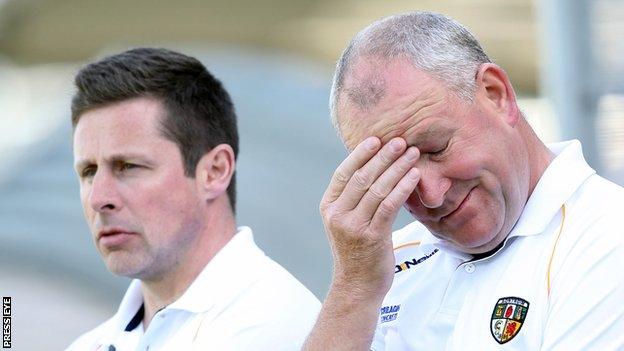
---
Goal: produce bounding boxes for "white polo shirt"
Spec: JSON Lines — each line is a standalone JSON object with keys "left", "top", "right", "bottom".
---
{"left": 372, "top": 140, "right": 624, "bottom": 350}
{"left": 67, "top": 227, "right": 321, "bottom": 351}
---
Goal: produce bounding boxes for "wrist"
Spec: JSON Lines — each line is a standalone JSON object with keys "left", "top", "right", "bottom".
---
{"left": 330, "top": 273, "right": 390, "bottom": 305}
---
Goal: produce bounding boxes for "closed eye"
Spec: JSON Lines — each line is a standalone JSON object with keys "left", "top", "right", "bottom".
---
{"left": 430, "top": 147, "right": 446, "bottom": 156}
{"left": 428, "top": 139, "right": 450, "bottom": 159}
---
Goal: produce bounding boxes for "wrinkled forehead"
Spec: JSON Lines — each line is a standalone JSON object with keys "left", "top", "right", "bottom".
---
{"left": 336, "top": 58, "right": 451, "bottom": 151}
{"left": 341, "top": 58, "right": 388, "bottom": 115}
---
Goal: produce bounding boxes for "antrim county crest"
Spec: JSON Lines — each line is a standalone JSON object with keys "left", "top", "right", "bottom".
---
{"left": 490, "top": 297, "right": 529, "bottom": 344}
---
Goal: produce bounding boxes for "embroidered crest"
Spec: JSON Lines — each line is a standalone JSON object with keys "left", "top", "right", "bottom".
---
{"left": 490, "top": 297, "right": 529, "bottom": 344}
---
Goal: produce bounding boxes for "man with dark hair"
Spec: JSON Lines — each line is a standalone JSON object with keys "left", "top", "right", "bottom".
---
{"left": 67, "top": 48, "right": 319, "bottom": 350}
{"left": 304, "top": 12, "right": 624, "bottom": 350}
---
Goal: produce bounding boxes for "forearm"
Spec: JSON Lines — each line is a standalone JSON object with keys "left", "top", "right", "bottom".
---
{"left": 302, "top": 280, "right": 383, "bottom": 351}
{"left": 304, "top": 137, "right": 419, "bottom": 350}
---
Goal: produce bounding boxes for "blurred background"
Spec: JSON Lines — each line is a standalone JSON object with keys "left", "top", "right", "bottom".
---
{"left": 0, "top": 0, "right": 622, "bottom": 349}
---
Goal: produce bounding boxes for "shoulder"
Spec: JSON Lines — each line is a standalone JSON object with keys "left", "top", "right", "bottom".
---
{"left": 225, "top": 232, "right": 320, "bottom": 323}
{"left": 65, "top": 317, "right": 115, "bottom": 351}
{"left": 541, "top": 177, "right": 624, "bottom": 349}
{"left": 563, "top": 174, "right": 624, "bottom": 243}
{"left": 193, "top": 247, "right": 321, "bottom": 350}
{"left": 238, "top": 252, "right": 321, "bottom": 319}
{"left": 571, "top": 174, "right": 624, "bottom": 213}
{"left": 549, "top": 175, "right": 624, "bottom": 297}
{"left": 232, "top": 231, "right": 320, "bottom": 307}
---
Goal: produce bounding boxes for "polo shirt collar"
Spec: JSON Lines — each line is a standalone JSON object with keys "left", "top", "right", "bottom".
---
{"left": 419, "top": 227, "right": 472, "bottom": 260}
{"left": 91, "top": 279, "right": 143, "bottom": 346}
{"left": 114, "top": 279, "right": 143, "bottom": 332}
{"left": 167, "top": 226, "right": 261, "bottom": 314}
{"left": 508, "top": 139, "right": 594, "bottom": 238}
{"left": 418, "top": 140, "right": 594, "bottom": 256}
{"left": 104, "top": 226, "right": 260, "bottom": 336}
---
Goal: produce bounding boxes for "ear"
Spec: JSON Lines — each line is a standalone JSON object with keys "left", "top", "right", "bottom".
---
{"left": 194, "top": 144, "right": 236, "bottom": 202}
{"left": 475, "top": 63, "right": 520, "bottom": 126}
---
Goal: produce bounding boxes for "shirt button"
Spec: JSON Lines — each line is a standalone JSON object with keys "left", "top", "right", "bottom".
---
{"left": 464, "top": 263, "right": 476, "bottom": 273}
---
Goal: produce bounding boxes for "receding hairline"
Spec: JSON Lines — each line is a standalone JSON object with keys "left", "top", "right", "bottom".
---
{"left": 329, "top": 11, "right": 491, "bottom": 140}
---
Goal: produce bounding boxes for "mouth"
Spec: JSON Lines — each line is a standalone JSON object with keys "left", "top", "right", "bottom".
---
{"left": 97, "top": 227, "right": 138, "bottom": 247}
{"left": 441, "top": 187, "right": 475, "bottom": 223}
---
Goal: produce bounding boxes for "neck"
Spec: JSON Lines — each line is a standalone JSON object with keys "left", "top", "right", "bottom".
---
{"left": 140, "top": 198, "right": 236, "bottom": 328}
{"left": 518, "top": 118, "right": 555, "bottom": 198}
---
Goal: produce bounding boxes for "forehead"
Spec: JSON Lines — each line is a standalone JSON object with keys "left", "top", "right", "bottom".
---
{"left": 338, "top": 57, "right": 455, "bottom": 150}
{"left": 73, "top": 97, "right": 169, "bottom": 160}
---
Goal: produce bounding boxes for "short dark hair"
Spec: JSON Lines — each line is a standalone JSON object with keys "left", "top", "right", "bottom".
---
{"left": 71, "top": 47, "right": 239, "bottom": 211}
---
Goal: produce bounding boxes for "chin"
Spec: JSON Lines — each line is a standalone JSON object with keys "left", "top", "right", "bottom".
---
{"left": 459, "top": 237, "right": 504, "bottom": 254}
{"left": 443, "top": 220, "right": 504, "bottom": 253}
{"left": 104, "top": 254, "right": 147, "bottom": 278}
{"left": 107, "top": 264, "right": 141, "bottom": 278}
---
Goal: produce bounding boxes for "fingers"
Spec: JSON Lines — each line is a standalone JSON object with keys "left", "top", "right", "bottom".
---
{"left": 371, "top": 167, "right": 420, "bottom": 232}
{"left": 334, "top": 138, "right": 408, "bottom": 210}
{"left": 319, "top": 137, "right": 421, "bottom": 301}
{"left": 355, "top": 146, "right": 420, "bottom": 218}
{"left": 322, "top": 137, "right": 381, "bottom": 206}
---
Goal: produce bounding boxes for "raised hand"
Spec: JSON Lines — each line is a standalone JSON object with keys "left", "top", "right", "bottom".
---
{"left": 303, "top": 136, "right": 420, "bottom": 351}
{"left": 320, "top": 136, "right": 421, "bottom": 299}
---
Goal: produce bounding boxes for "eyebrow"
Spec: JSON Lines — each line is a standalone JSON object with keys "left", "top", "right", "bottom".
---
{"left": 406, "top": 123, "right": 454, "bottom": 147}
{"left": 74, "top": 153, "right": 152, "bottom": 172}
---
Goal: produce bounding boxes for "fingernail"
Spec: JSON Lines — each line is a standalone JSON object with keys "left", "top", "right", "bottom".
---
{"left": 365, "top": 137, "right": 378, "bottom": 150}
{"left": 408, "top": 168, "right": 420, "bottom": 180}
{"left": 406, "top": 147, "right": 419, "bottom": 160}
{"left": 390, "top": 138, "right": 403, "bottom": 151}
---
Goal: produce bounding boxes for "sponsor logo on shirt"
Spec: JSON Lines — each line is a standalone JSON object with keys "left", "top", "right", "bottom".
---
{"left": 490, "top": 296, "right": 530, "bottom": 344}
{"left": 395, "top": 248, "right": 439, "bottom": 274}
{"left": 379, "top": 304, "right": 401, "bottom": 323}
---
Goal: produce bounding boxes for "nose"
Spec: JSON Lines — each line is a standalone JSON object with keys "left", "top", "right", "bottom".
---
{"left": 88, "top": 170, "right": 121, "bottom": 213}
{"left": 415, "top": 166, "right": 450, "bottom": 209}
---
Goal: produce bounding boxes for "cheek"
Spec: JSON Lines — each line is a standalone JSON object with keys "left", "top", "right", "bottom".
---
{"left": 455, "top": 187, "right": 506, "bottom": 246}
{"left": 444, "top": 150, "right": 484, "bottom": 180}
{"left": 79, "top": 187, "right": 96, "bottom": 222}
{"left": 138, "top": 177, "right": 200, "bottom": 233}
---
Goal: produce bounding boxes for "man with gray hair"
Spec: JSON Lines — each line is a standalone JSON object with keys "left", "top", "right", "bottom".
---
{"left": 304, "top": 12, "right": 624, "bottom": 350}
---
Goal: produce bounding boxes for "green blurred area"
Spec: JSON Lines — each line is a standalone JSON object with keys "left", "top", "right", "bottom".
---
{"left": 0, "top": 0, "right": 538, "bottom": 93}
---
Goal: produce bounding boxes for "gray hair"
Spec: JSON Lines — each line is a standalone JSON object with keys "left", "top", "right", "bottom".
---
{"left": 329, "top": 11, "right": 491, "bottom": 132}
